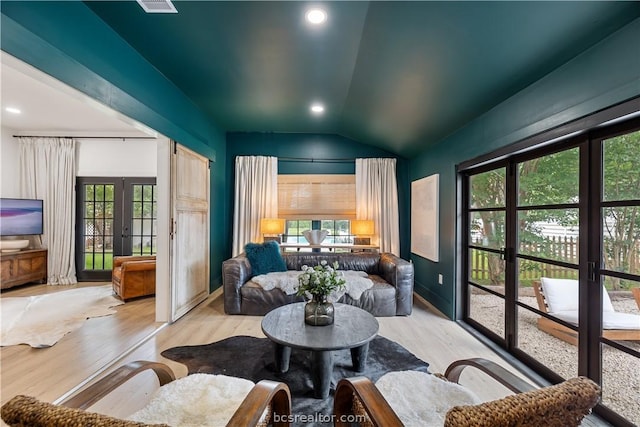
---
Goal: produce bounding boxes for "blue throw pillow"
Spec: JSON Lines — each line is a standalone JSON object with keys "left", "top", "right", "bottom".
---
{"left": 244, "top": 241, "right": 287, "bottom": 276}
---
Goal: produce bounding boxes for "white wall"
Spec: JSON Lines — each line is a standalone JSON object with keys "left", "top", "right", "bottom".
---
{"left": 76, "top": 138, "right": 157, "bottom": 176}
{"left": 0, "top": 126, "right": 21, "bottom": 197}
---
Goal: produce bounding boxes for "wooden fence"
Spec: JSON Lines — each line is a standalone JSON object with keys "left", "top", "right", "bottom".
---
{"left": 471, "top": 236, "right": 580, "bottom": 283}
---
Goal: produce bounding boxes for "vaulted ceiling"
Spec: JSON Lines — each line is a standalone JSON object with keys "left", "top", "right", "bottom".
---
{"left": 85, "top": 1, "right": 639, "bottom": 157}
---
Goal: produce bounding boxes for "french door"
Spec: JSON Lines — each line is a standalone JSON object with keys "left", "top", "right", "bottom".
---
{"left": 461, "top": 117, "right": 640, "bottom": 425}
{"left": 75, "top": 177, "right": 157, "bottom": 281}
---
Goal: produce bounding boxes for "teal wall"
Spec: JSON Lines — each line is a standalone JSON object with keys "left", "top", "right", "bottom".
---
{"left": 410, "top": 18, "right": 640, "bottom": 318}
{"left": 1, "top": 2, "right": 228, "bottom": 288}
{"left": 226, "top": 132, "right": 410, "bottom": 259}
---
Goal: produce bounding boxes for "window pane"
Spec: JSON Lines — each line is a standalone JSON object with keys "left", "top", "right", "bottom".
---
{"left": 518, "top": 209, "right": 578, "bottom": 264}
{"left": 516, "top": 306, "right": 578, "bottom": 379}
{"left": 603, "top": 130, "right": 640, "bottom": 202}
{"left": 469, "top": 211, "right": 504, "bottom": 250}
{"left": 143, "top": 185, "right": 153, "bottom": 201}
{"left": 602, "top": 343, "right": 640, "bottom": 424}
{"left": 601, "top": 276, "right": 640, "bottom": 349}
{"left": 518, "top": 147, "right": 579, "bottom": 206}
{"left": 603, "top": 207, "right": 640, "bottom": 276}
{"left": 470, "top": 168, "right": 505, "bottom": 209}
{"left": 85, "top": 185, "right": 94, "bottom": 201}
{"left": 468, "top": 285, "right": 504, "bottom": 339}
{"left": 469, "top": 248, "right": 504, "bottom": 286}
{"left": 105, "top": 202, "right": 114, "bottom": 219}
{"left": 132, "top": 236, "right": 143, "bottom": 253}
{"left": 133, "top": 185, "right": 142, "bottom": 201}
{"left": 84, "top": 203, "right": 94, "bottom": 218}
{"left": 517, "top": 261, "right": 577, "bottom": 309}
{"left": 104, "top": 184, "right": 114, "bottom": 202}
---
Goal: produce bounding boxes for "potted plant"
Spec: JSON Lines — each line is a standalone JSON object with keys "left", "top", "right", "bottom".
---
{"left": 297, "top": 260, "right": 346, "bottom": 326}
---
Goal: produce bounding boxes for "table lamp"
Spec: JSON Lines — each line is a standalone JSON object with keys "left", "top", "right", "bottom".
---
{"left": 261, "top": 218, "right": 285, "bottom": 243}
{"left": 351, "top": 219, "right": 374, "bottom": 245}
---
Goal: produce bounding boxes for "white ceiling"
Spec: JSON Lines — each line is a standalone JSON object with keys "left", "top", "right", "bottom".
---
{"left": 0, "top": 52, "right": 156, "bottom": 138}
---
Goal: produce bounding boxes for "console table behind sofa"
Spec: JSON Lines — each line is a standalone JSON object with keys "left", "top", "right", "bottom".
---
{"left": 222, "top": 252, "right": 413, "bottom": 316}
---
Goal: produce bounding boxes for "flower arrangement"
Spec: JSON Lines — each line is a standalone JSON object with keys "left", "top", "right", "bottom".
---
{"left": 296, "top": 260, "right": 346, "bottom": 300}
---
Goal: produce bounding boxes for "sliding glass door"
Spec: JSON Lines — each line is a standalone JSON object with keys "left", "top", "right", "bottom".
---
{"left": 76, "top": 177, "right": 157, "bottom": 281}
{"left": 461, "top": 117, "right": 640, "bottom": 425}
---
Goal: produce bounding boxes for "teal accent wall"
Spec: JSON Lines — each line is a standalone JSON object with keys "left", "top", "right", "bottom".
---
{"left": 226, "top": 132, "right": 410, "bottom": 259}
{"left": 410, "top": 18, "right": 640, "bottom": 318}
{"left": 1, "top": 2, "right": 228, "bottom": 289}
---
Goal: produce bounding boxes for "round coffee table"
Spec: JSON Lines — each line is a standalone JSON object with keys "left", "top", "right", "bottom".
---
{"left": 261, "top": 302, "right": 379, "bottom": 399}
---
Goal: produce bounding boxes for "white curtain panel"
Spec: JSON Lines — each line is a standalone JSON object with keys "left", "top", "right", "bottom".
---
{"left": 19, "top": 137, "right": 77, "bottom": 285}
{"left": 355, "top": 158, "right": 400, "bottom": 255}
{"left": 232, "top": 156, "right": 278, "bottom": 256}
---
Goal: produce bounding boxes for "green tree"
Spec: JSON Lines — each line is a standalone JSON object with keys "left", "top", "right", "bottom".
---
{"left": 470, "top": 130, "right": 640, "bottom": 290}
{"left": 602, "top": 131, "right": 640, "bottom": 289}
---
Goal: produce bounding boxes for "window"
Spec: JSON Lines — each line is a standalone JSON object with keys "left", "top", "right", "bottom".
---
{"left": 460, "top": 114, "right": 640, "bottom": 425}
{"left": 278, "top": 174, "right": 355, "bottom": 219}
{"left": 279, "top": 175, "right": 356, "bottom": 251}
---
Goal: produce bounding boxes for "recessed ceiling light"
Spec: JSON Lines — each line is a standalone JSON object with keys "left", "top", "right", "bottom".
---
{"left": 305, "top": 8, "right": 327, "bottom": 25}
{"left": 310, "top": 103, "right": 325, "bottom": 115}
{"left": 5, "top": 107, "right": 21, "bottom": 114}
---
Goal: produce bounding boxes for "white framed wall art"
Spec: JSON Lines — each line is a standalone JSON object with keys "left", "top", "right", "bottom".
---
{"left": 411, "top": 173, "right": 439, "bottom": 262}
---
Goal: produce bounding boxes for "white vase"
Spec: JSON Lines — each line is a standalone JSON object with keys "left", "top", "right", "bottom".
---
{"left": 303, "top": 230, "right": 329, "bottom": 245}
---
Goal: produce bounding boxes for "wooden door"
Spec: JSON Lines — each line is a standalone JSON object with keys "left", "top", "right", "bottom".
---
{"left": 170, "top": 143, "right": 210, "bottom": 321}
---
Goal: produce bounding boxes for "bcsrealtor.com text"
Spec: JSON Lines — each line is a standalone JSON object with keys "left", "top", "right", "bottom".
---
{"left": 272, "top": 413, "right": 367, "bottom": 424}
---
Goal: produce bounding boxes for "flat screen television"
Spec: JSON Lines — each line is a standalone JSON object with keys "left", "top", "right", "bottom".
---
{"left": 0, "top": 198, "right": 44, "bottom": 236}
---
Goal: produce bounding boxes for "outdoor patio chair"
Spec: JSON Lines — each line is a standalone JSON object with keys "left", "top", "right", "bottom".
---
{"left": 1, "top": 360, "right": 291, "bottom": 427}
{"left": 333, "top": 358, "right": 600, "bottom": 427}
{"left": 533, "top": 278, "right": 640, "bottom": 345}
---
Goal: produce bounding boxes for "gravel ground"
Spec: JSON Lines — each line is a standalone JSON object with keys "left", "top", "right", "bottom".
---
{"left": 469, "top": 292, "right": 640, "bottom": 424}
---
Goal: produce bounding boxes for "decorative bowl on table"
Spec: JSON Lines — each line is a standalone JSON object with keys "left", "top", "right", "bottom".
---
{"left": 302, "top": 230, "right": 329, "bottom": 245}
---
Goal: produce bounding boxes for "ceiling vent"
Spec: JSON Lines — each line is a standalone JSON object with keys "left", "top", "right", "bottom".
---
{"left": 136, "top": 0, "right": 178, "bottom": 14}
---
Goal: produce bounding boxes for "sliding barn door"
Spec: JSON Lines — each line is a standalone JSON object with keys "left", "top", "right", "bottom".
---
{"left": 170, "top": 143, "right": 210, "bottom": 321}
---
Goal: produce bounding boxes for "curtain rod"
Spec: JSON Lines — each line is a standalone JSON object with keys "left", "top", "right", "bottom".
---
{"left": 278, "top": 157, "right": 355, "bottom": 163}
{"left": 13, "top": 135, "right": 157, "bottom": 140}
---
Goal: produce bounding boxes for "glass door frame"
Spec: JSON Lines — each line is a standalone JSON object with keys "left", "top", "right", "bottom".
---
{"left": 459, "top": 114, "right": 640, "bottom": 426}
{"left": 75, "top": 176, "right": 156, "bottom": 281}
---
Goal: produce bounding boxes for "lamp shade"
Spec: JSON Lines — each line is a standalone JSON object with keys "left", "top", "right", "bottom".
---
{"left": 261, "top": 218, "right": 285, "bottom": 234}
{"left": 351, "top": 219, "right": 374, "bottom": 235}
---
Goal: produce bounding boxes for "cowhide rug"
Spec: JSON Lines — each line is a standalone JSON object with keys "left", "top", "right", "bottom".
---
{"left": 1, "top": 285, "right": 124, "bottom": 348}
{"left": 162, "top": 335, "right": 431, "bottom": 427}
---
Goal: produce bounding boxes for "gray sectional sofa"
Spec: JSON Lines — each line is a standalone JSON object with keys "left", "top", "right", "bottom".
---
{"left": 222, "top": 251, "right": 414, "bottom": 316}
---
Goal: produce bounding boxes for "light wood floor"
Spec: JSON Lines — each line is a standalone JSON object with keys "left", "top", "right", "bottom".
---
{"left": 3, "top": 284, "right": 607, "bottom": 424}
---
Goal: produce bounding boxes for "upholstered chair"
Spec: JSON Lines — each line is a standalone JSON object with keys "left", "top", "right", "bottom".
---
{"left": 333, "top": 358, "right": 600, "bottom": 427}
{"left": 112, "top": 255, "right": 156, "bottom": 301}
{"left": 1, "top": 360, "right": 291, "bottom": 427}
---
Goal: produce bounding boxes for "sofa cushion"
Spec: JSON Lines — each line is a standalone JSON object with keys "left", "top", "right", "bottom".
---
{"left": 283, "top": 252, "right": 380, "bottom": 274}
{"left": 340, "top": 277, "right": 397, "bottom": 316}
{"left": 244, "top": 241, "right": 287, "bottom": 276}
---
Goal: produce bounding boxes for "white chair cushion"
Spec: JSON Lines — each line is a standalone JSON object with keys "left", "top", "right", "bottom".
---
{"left": 540, "top": 278, "right": 614, "bottom": 313}
{"left": 375, "top": 370, "right": 481, "bottom": 427}
{"left": 127, "top": 374, "right": 258, "bottom": 426}
{"left": 602, "top": 312, "right": 640, "bottom": 330}
{"left": 554, "top": 311, "right": 639, "bottom": 330}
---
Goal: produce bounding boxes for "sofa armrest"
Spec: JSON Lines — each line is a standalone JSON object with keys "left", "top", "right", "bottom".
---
{"left": 120, "top": 260, "right": 156, "bottom": 273}
{"left": 223, "top": 254, "right": 253, "bottom": 314}
{"left": 113, "top": 255, "right": 156, "bottom": 268}
{"left": 379, "top": 253, "right": 414, "bottom": 315}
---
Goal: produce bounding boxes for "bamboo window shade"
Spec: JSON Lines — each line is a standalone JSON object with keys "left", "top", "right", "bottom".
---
{"left": 278, "top": 174, "right": 356, "bottom": 219}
